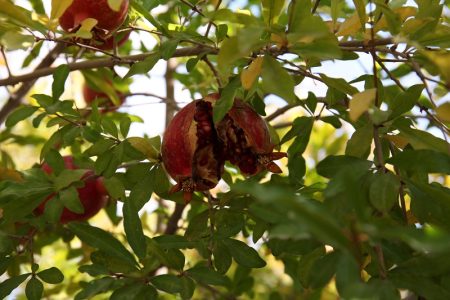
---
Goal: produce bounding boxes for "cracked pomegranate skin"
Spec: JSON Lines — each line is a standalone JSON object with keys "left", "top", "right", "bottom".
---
{"left": 161, "top": 93, "right": 285, "bottom": 201}
{"left": 35, "top": 156, "right": 108, "bottom": 224}
{"left": 59, "top": 0, "right": 129, "bottom": 32}
{"left": 161, "top": 96, "right": 224, "bottom": 202}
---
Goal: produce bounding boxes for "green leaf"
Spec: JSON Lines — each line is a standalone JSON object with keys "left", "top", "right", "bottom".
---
{"left": 397, "top": 125, "right": 449, "bottom": 154}
{"left": 110, "top": 282, "right": 157, "bottom": 300}
{"left": 153, "top": 235, "right": 193, "bottom": 249}
{"left": 25, "top": 277, "right": 43, "bottom": 300}
{"left": 287, "top": 0, "right": 312, "bottom": 32}
{"left": 52, "top": 65, "right": 70, "bottom": 100}
{"left": 180, "top": 276, "right": 195, "bottom": 300}
{"left": 388, "top": 84, "right": 424, "bottom": 120}
{"left": 288, "top": 154, "right": 306, "bottom": 184}
{"left": 103, "top": 176, "right": 126, "bottom": 200}
{"left": 123, "top": 199, "right": 147, "bottom": 259}
{"left": 74, "top": 277, "right": 116, "bottom": 300}
{"left": 369, "top": 172, "right": 401, "bottom": 213}
{"left": 213, "top": 77, "right": 240, "bottom": 123}
{"left": 261, "top": 55, "right": 296, "bottom": 104}
{"left": 262, "top": 0, "right": 286, "bottom": 25}
{"left": 102, "top": 118, "right": 119, "bottom": 138}
{"left": 37, "top": 267, "right": 64, "bottom": 284}
{"left": 130, "top": 1, "right": 165, "bottom": 34}
{"left": 44, "top": 149, "right": 65, "bottom": 176}
{"left": 213, "top": 241, "right": 232, "bottom": 274}
{"left": 308, "top": 251, "right": 339, "bottom": 288}
{"left": 185, "top": 210, "right": 209, "bottom": 241}
{"left": 316, "top": 155, "right": 372, "bottom": 179}
{"left": 53, "top": 169, "right": 86, "bottom": 190}
{"left": 388, "top": 149, "right": 450, "bottom": 174}
{"left": 281, "top": 116, "right": 314, "bottom": 145}
{"left": 186, "top": 266, "right": 229, "bottom": 286}
{"left": 345, "top": 123, "right": 373, "bottom": 158}
{"left": 150, "top": 274, "right": 182, "bottom": 293}
{"left": 215, "top": 209, "right": 245, "bottom": 237}
{"left": 0, "top": 257, "right": 12, "bottom": 276}
{"left": 160, "top": 39, "right": 179, "bottom": 60}
{"left": 59, "top": 186, "right": 84, "bottom": 214}
{"left": 120, "top": 117, "right": 131, "bottom": 138}
{"left": 68, "top": 222, "right": 138, "bottom": 267}
{"left": 320, "top": 73, "right": 359, "bottom": 95}
{"left": 223, "top": 238, "right": 266, "bottom": 268}
{"left": 5, "top": 106, "right": 39, "bottom": 127}
{"left": 0, "top": 273, "right": 29, "bottom": 299}
{"left": 128, "top": 171, "right": 154, "bottom": 210}
{"left": 218, "top": 26, "right": 264, "bottom": 74}
{"left": 353, "top": 0, "right": 367, "bottom": 27}
{"left": 125, "top": 53, "right": 160, "bottom": 78}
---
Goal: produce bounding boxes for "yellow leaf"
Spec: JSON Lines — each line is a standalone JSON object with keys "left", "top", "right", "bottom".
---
{"left": 336, "top": 13, "right": 362, "bottom": 36}
{"left": 424, "top": 51, "right": 450, "bottom": 86}
{"left": 50, "top": 0, "right": 73, "bottom": 20}
{"left": 75, "top": 18, "right": 98, "bottom": 39}
{"left": 375, "top": 7, "right": 416, "bottom": 32}
{"left": 436, "top": 102, "right": 450, "bottom": 123}
{"left": 241, "top": 56, "right": 264, "bottom": 90}
{"left": 127, "top": 137, "right": 160, "bottom": 162}
{"left": 270, "top": 33, "right": 287, "bottom": 49}
{"left": 349, "top": 88, "right": 376, "bottom": 121}
{"left": 384, "top": 135, "right": 408, "bottom": 149}
{"left": 0, "top": 167, "right": 23, "bottom": 182}
{"left": 107, "top": 0, "right": 123, "bottom": 12}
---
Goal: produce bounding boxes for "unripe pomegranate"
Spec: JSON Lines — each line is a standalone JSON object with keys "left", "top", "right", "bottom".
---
{"left": 161, "top": 94, "right": 286, "bottom": 202}
{"left": 83, "top": 81, "right": 125, "bottom": 112}
{"left": 59, "top": 0, "right": 129, "bottom": 32}
{"left": 35, "top": 156, "right": 108, "bottom": 224}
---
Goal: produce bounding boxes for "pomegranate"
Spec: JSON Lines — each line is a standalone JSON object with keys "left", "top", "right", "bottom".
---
{"left": 217, "top": 98, "right": 286, "bottom": 175}
{"left": 161, "top": 97, "right": 225, "bottom": 202}
{"left": 83, "top": 81, "right": 125, "bottom": 112}
{"left": 161, "top": 94, "right": 286, "bottom": 202}
{"left": 59, "top": 0, "right": 129, "bottom": 33}
{"left": 35, "top": 156, "right": 108, "bottom": 223}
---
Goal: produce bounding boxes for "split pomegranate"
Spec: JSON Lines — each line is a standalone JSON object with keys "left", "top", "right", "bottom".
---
{"left": 59, "top": 0, "right": 129, "bottom": 33}
{"left": 161, "top": 94, "right": 286, "bottom": 202}
{"left": 35, "top": 156, "right": 108, "bottom": 223}
{"left": 161, "top": 97, "right": 225, "bottom": 202}
{"left": 217, "top": 98, "right": 286, "bottom": 175}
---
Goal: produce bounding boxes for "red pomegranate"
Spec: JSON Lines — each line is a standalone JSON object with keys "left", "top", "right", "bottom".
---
{"left": 161, "top": 94, "right": 286, "bottom": 202}
{"left": 217, "top": 98, "right": 286, "bottom": 175}
{"left": 59, "top": 0, "right": 129, "bottom": 32}
{"left": 83, "top": 82, "right": 125, "bottom": 112}
{"left": 161, "top": 96, "right": 225, "bottom": 202}
{"left": 35, "top": 156, "right": 108, "bottom": 223}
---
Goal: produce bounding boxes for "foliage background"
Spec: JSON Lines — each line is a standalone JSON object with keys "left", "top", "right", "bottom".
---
{"left": 0, "top": 0, "right": 449, "bottom": 299}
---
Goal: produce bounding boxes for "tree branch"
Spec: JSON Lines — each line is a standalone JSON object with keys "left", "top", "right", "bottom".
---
{"left": 0, "top": 46, "right": 217, "bottom": 87}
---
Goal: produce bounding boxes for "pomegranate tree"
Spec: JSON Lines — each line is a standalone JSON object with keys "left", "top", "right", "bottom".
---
{"left": 161, "top": 94, "right": 286, "bottom": 202}
{"left": 35, "top": 156, "right": 108, "bottom": 223}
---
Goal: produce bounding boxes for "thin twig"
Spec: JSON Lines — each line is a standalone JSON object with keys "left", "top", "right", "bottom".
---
{"left": 0, "top": 46, "right": 13, "bottom": 77}
{"left": 312, "top": 0, "right": 321, "bottom": 14}
{"left": 202, "top": 56, "right": 222, "bottom": 88}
